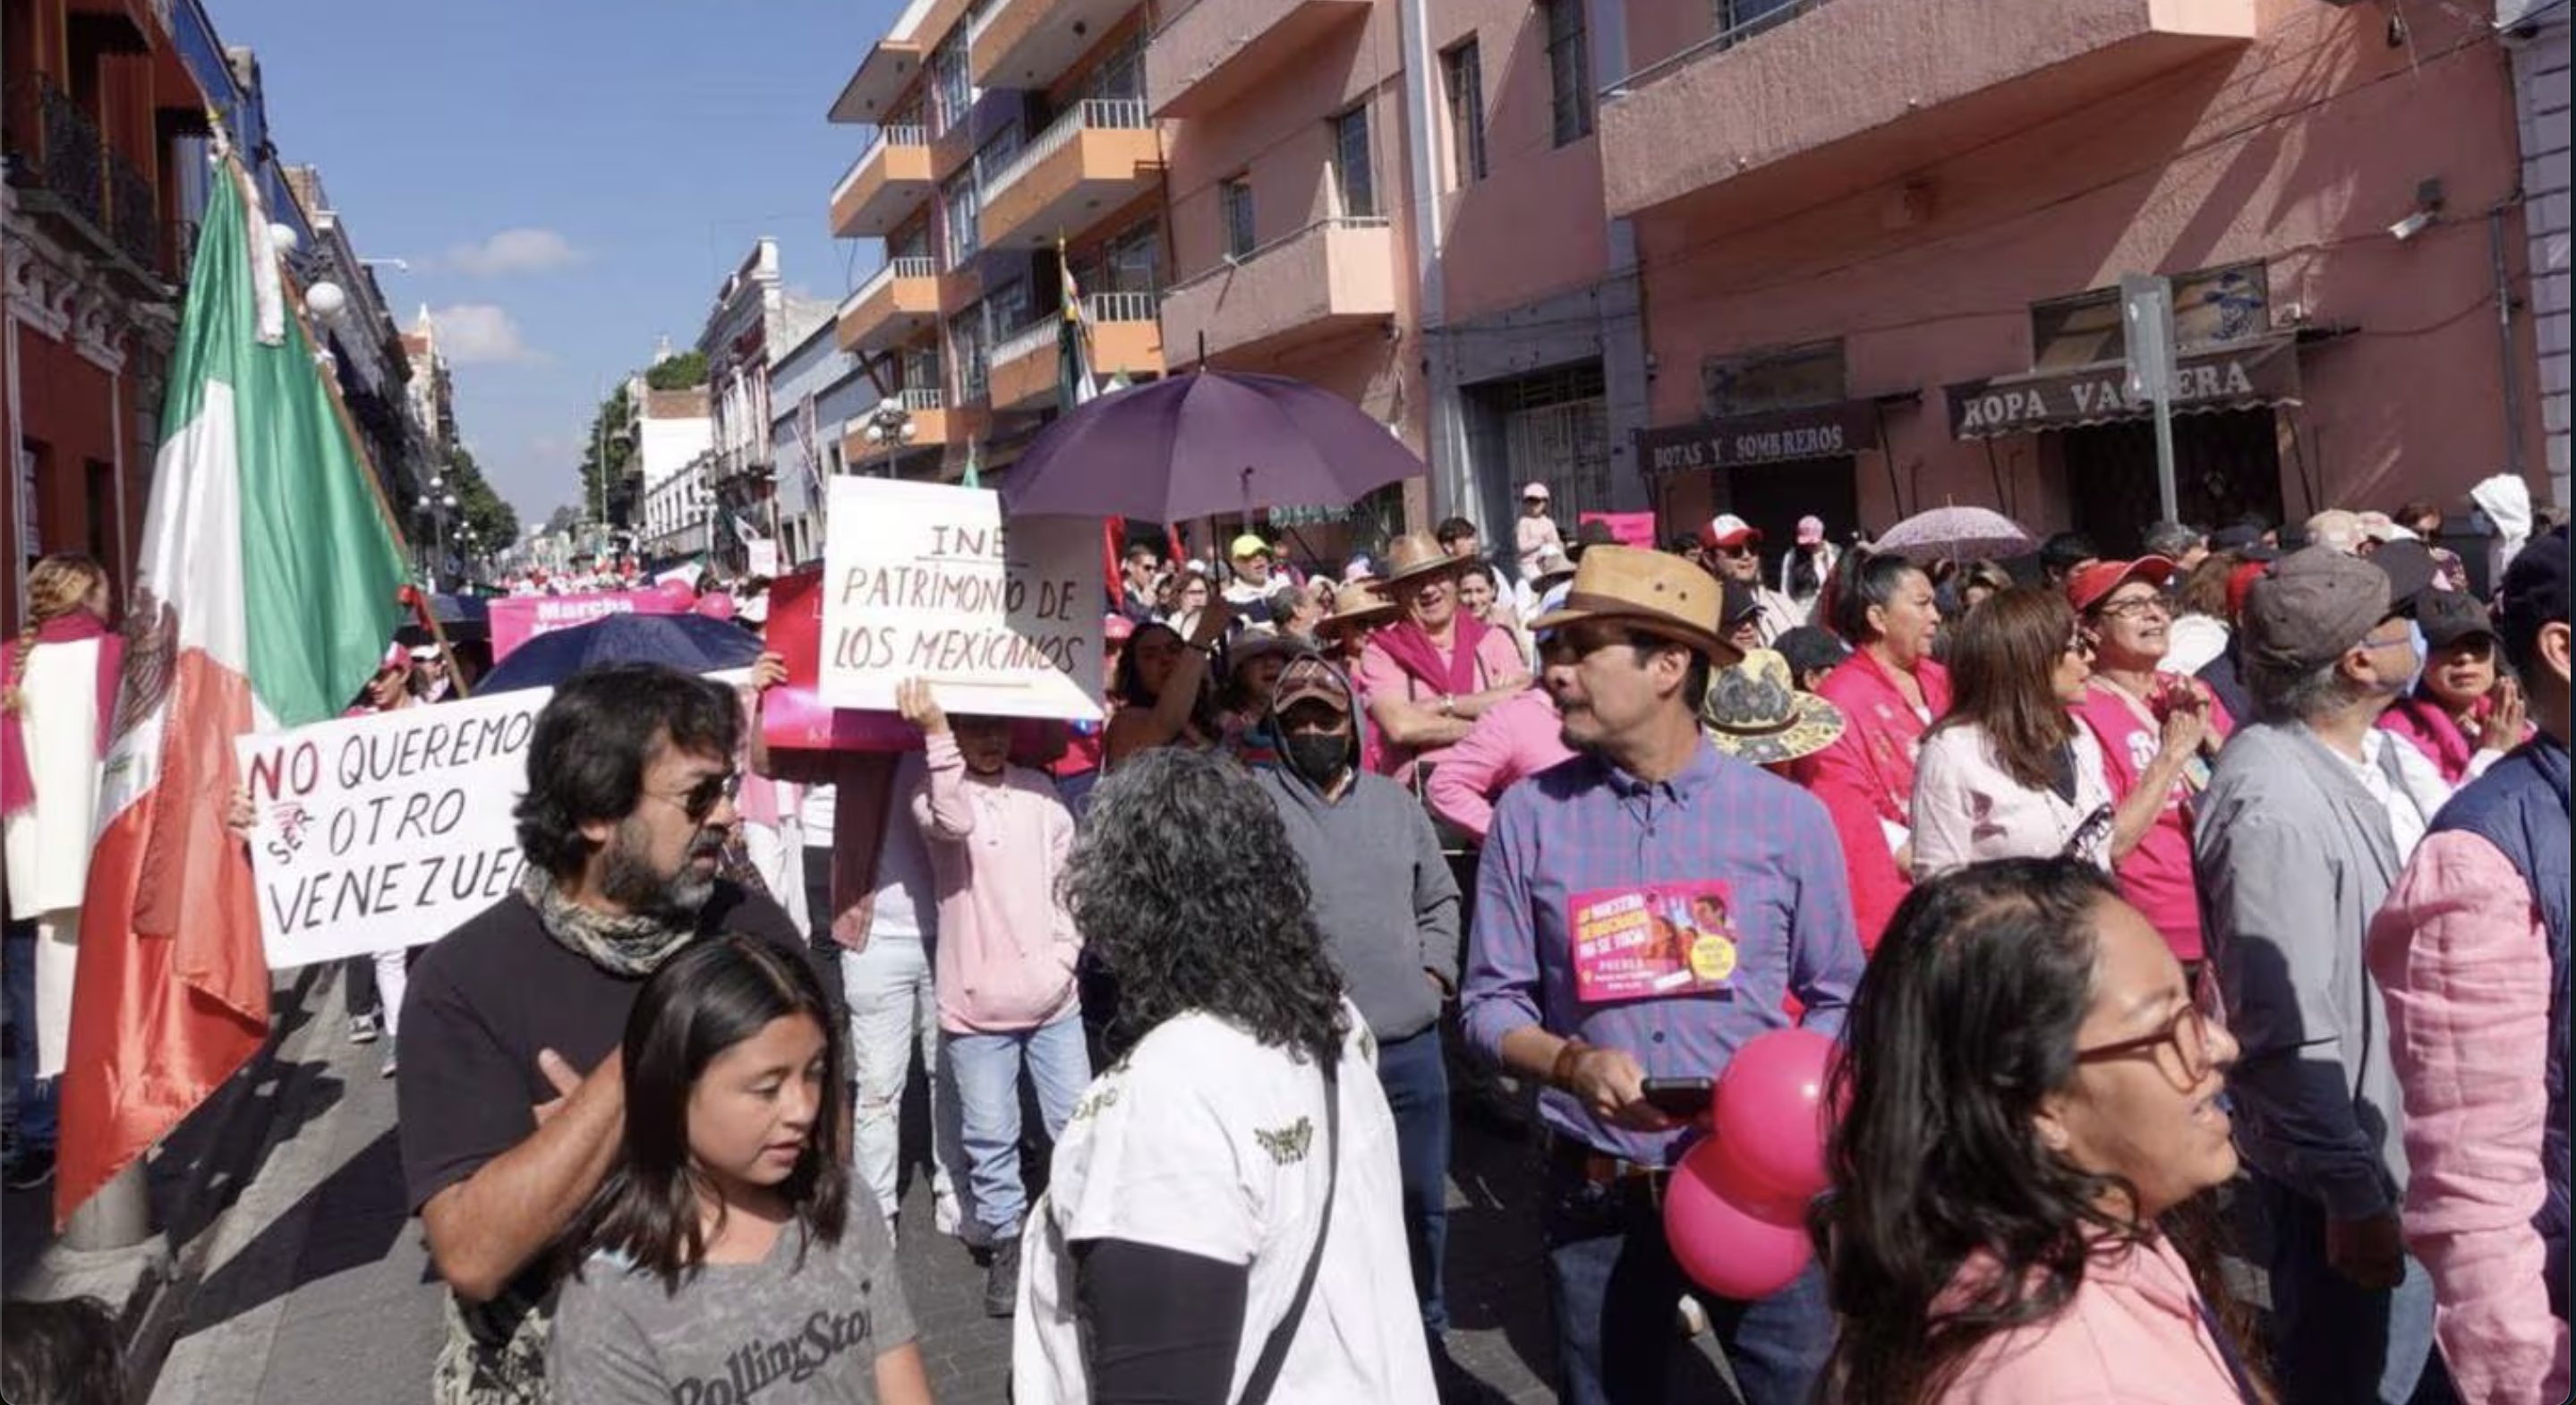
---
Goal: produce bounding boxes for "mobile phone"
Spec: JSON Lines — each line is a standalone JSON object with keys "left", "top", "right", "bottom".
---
{"left": 1639, "top": 1077, "right": 1716, "bottom": 1118}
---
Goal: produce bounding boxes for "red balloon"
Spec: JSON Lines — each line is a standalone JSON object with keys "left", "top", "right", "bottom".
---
{"left": 1664, "top": 1137, "right": 1814, "bottom": 1300}
{"left": 1709, "top": 1027, "right": 1838, "bottom": 1205}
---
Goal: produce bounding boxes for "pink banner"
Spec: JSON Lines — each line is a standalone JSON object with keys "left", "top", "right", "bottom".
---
{"left": 489, "top": 590, "right": 686, "bottom": 661}
{"left": 1581, "top": 511, "right": 1659, "bottom": 550}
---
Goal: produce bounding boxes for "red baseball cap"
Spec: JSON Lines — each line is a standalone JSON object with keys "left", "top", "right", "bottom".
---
{"left": 2066, "top": 557, "right": 2175, "bottom": 616}
{"left": 1103, "top": 613, "right": 1136, "bottom": 643}
{"left": 1700, "top": 514, "right": 1762, "bottom": 550}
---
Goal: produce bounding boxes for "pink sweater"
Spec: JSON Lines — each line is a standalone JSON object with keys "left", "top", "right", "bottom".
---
{"left": 1424, "top": 686, "right": 1576, "bottom": 842}
{"left": 1940, "top": 1234, "right": 2249, "bottom": 1403}
{"left": 2367, "top": 831, "right": 2571, "bottom": 1405}
{"left": 911, "top": 732, "right": 1082, "bottom": 1035}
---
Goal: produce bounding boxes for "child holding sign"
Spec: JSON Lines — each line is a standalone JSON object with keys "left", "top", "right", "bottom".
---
{"left": 896, "top": 678, "right": 1090, "bottom": 1319}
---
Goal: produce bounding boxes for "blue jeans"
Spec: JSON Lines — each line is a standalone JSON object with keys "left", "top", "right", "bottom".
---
{"left": 2251, "top": 1172, "right": 2457, "bottom": 1405}
{"left": 1542, "top": 1154, "right": 1830, "bottom": 1405}
{"left": 1377, "top": 1026, "right": 1451, "bottom": 1337}
{"left": 942, "top": 1015, "right": 1090, "bottom": 1239}
{"left": 4, "top": 920, "right": 52, "bottom": 1153}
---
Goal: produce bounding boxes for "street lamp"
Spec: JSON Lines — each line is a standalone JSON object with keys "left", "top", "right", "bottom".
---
{"left": 415, "top": 474, "right": 459, "bottom": 588}
{"left": 862, "top": 403, "right": 917, "bottom": 477}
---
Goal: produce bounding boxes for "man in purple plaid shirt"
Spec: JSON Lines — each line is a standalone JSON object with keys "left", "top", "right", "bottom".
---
{"left": 1460, "top": 546, "right": 1864, "bottom": 1405}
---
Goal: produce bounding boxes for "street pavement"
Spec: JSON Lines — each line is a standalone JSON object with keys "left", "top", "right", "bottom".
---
{"left": 117, "top": 976, "right": 1649, "bottom": 1404}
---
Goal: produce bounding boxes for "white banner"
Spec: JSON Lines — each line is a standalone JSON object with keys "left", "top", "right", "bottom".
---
{"left": 747, "top": 540, "right": 780, "bottom": 578}
{"left": 820, "top": 478, "right": 1105, "bottom": 720}
{"left": 235, "top": 689, "right": 550, "bottom": 969}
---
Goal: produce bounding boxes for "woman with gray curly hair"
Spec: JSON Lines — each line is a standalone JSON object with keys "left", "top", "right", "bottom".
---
{"left": 1011, "top": 747, "right": 1437, "bottom": 1404}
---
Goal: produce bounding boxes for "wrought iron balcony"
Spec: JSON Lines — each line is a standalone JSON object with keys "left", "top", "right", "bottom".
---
{"left": 107, "top": 148, "right": 159, "bottom": 274}
{"left": 4, "top": 73, "right": 107, "bottom": 233}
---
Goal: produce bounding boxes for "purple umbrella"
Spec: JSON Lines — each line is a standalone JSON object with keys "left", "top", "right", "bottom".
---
{"left": 997, "top": 370, "right": 1426, "bottom": 522}
{"left": 1871, "top": 505, "right": 2034, "bottom": 562}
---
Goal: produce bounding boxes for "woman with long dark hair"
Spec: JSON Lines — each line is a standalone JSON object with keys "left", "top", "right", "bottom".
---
{"left": 1910, "top": 586, "right": 2114, "bottom": 877}
{"left": 1795, "top": 549, "right": 1952, "bottom": 950}
{"left": 1013, "top": 747, "right": 1436, "bottom": 1403}
{"left": 1102, "top": 610, "right": 1229, "bottom": 769}
{"left": 1817, "top": 858, "right": 2261, "bottom": 1404}
{"left": 551, "top": 935, "right": 932, "bottom": 1405}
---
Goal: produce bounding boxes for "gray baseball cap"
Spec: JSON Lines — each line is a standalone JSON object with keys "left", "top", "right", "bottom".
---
{"left": 2241, "top": 546, "right": 2396, "bottom": 677}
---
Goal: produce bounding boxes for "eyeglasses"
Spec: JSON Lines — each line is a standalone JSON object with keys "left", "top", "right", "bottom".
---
{"left": 2072, "top": 970, "right": 2230, "bottom": 1094}
{"left": 649, "top": 771, "right": 743, "bottom": 824}
{"left": 2094, "top": 596, "right": 2171, "bottom": 621}
{"left": 1712, "top": 543, "right": 1759, "bottom": 558}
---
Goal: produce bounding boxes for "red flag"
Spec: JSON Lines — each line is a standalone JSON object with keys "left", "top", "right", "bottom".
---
{"left": 1103, "top": 516, "right": 1125, "bottom": 611}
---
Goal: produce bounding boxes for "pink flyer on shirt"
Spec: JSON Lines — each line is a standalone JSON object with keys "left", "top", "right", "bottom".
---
{"left": 1569, "top": 881, "right": 1742, "bottom": 1004}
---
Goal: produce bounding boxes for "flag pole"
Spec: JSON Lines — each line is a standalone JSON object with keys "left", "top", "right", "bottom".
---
{"left": 265, "top": 186, "right": 472, "bottom": 698}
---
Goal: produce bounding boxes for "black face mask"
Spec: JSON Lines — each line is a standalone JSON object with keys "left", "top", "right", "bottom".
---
{"left": 1280, "top": 728, "right": 1352, "bottom": 787}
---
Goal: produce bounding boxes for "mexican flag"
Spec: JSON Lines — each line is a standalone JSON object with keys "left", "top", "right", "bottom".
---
{"left": 55, "top": 156, "right": 408, "bottom": 1223}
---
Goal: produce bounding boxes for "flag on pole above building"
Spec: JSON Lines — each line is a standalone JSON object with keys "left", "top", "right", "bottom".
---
{"left": 54, "top": 150, "right": 410, "bottom": 1224}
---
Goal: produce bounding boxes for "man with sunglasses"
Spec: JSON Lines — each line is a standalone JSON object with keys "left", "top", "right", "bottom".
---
{"left": 1695, "top": 515, "right": 1799, "bottom": 649}
{"left": 2065, "top": 557, "right": 2231, "bottom": 975}
{"left": 398, "top": 663, "right": 806, "bottom": 1405}
{"left": 1460, "top": 546, "right": 1862, "bottom": 1405}
{"left": 2192, "top": 543, "right": 2449, "bottom": 1405}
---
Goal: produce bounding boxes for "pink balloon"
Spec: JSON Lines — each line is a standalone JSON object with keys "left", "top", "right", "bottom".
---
{"left": 695, "top": 592, "right": 737, "bottom": 622}
{"left": 1709, "top": 1027, "right": 1838, "bottom": 1205}
{"left": 1664, "top": 1138, "right": 1814, "bottom": 1300}
{"left": 658, "top": 578, "right": 698, "bottom": 608}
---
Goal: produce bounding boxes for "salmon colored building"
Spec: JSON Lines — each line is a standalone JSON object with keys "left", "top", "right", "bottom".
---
{"left": 1599, "top": 0, "right": 2554, "bottom": 558}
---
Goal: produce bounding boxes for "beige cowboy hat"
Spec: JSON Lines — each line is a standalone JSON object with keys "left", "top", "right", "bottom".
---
{"left": 1531, "top": 544, "right": 1738, "bottom": 663}
{"left": 1700, "top": 650, "right": 1847, "bottom": 766}
{"left": 1318, "top": 580, "right": 1399, "bottom": 636}
{"left": 1369, "top": 530, "right": 1474, "bottom": 593}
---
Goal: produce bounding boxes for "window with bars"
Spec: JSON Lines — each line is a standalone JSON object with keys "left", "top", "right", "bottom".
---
{"left": 973, "top": 123, "right": 1024, "bottom": 189}
{"left": 942, "top": 173, "right": 980, "bottom": 268}
{"left": 1331, "top": 107, "right": 1377, "bottom": 218}
{"left": 1442, "top": 42, "right": 1488, "bottom": 187}
{"left": 1220, "top": 177, "right": 1258, "bottom": 259}
{"left": 932, "top": 32, "right": 972, "bottom": 135}
{"left": 952, "top": 309, "right": 991, "bottom": 402}
{"left": 1077, "top": 219, "right": 1164, "bottom": 296}
{"left": 1545, "top": 0, "right": 1593, "bottom": 146}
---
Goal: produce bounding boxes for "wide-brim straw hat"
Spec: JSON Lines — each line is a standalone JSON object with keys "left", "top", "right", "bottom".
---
{"left": 1700, "top": 649, "right": 1847, "bottom": 766}
{"left": 1318, "top": 580, "right": 1399, "bottom": 635}
{"left": 1531, "top": 545, "right": 1737, "bottom": 663}
{"left": 1370, "top": 531, "right": 1473, "bottom": 592}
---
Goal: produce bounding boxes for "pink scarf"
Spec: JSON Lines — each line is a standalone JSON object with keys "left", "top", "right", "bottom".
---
{"left": 0, "top": 614, "right": 122, "bottom": 820}
{"left": 1372, "top": 611, "right": 1492, "bottom": 700}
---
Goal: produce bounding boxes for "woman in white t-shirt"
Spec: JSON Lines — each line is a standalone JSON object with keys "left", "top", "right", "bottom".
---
{"left": 1013, "top": 746, "right": 1436, "bottom": 1405}
{"left": 1912, "top": 587, "right": 2120, "bottom": 879}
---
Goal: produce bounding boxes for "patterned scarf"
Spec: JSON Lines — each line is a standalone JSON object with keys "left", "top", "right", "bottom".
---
{"left": 519, "top": 866, "right": 695, "bottom": 977}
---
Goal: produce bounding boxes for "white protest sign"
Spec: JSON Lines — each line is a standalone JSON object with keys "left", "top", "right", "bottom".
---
{"left": 235, "top": 688, "right": 549, "bottom": 970}
{"left": 747, "top": 539, "right": 780, "bottom": 578}
{"left": 820, "top": 478, "right": 1105, "bottom": 720}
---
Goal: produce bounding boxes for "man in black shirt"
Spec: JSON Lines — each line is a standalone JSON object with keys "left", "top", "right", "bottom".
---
{"left": 397, "top": 664, "right": 805, "bottom": 1405}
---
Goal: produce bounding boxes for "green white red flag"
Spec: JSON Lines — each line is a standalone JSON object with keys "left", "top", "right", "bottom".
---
{"left": 55, "top": 155, "right": 409, "bottom": 1223}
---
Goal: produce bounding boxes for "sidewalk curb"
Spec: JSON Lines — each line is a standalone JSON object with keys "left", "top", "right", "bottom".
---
{"left": 16, "top": 964, "right": 337, "bottom": 1400}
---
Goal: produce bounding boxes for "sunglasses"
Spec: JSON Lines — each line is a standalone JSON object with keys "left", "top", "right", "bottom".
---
{"left": 650, "top": 771, "right": 743, "bottom": 824}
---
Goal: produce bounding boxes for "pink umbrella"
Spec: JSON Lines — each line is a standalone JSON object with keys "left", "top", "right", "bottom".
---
{"left": 1871, "top": 505, "right": 2034, "bottom": 562}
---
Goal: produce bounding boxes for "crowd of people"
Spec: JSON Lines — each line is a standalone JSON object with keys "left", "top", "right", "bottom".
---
{"left": 0, "top": 483, "right": 2567, "bottom": 1405}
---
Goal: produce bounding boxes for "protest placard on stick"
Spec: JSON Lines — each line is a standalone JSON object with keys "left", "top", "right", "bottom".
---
{"left": 235, "top": 689, "right": 549, "bottom": 969}
{"left": 819, "top": 479, "right": 1105, "bottom": 720}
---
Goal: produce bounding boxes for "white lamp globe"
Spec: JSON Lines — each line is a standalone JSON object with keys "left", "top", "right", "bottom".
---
{"left": 304, "top": 281, "right": 347, "bottom": 318}
{"left": 268, "top": 223, "right": 302, "bottom": 256}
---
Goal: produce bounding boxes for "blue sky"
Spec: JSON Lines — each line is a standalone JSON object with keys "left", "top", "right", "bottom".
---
{"left": 214, "top": 0, "right": 899, "bottom": 525}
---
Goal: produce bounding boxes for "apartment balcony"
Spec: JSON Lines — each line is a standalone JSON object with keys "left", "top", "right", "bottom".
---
{"left": 977, "top": 99, "right": 1162, "bottom": 252}
{"left": 988, "top": 293, "right": 1166, "bottom": 409}
{"left": 976, "top": 0, "right": 1140, "bottom": 91}
{"left": 1598, "top": 0, "right": 2255, "bottom": 222}
{"left": 835, "top": 256, "right": 943, "bottom": 355}
{"left": 830, "top": 125, "right": 934, "bottom": 239}
{"left": 1160, "top": 217, "right": 1395, "bottom": 361}
{"left": 827, "top": 38, "right": 926, "bottom": 124}
{"left": 1146, "top": 0, "right": 1370, "bottom": 118}
{"left": 2, "top": 73, "right": 168, "bottom": 285}
{"left": 840, "top": 387, "right": 985, "bottom": 465}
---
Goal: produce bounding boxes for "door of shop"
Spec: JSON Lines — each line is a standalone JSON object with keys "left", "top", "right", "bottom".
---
{"left": 1719, "top": 457, "right": 1860, "bottom": 580}
{"left": 2062, "top": 410, "right": 2284, "bottom": 557}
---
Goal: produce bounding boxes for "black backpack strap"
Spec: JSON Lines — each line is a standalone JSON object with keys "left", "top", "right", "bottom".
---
{"left": 1234, "top": 1055, "right": 1340, "bottom": 1405}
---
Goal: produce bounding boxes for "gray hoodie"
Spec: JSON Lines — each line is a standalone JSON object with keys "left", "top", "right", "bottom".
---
{"left": 1250, "top": 657, "right": 1461, "bottom": 1043}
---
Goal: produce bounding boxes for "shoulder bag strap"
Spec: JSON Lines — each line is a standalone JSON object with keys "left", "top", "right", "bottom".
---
{"left": 1234, "top": 1056, "right": 1340, "bottom": 1405}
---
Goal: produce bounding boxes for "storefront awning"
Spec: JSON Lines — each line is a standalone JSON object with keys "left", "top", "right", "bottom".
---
{"left": 1944, "top": 336, "right": 2301, "bottom": 440}
{"left": 1636, "top": 399, "right": 1881, "bottom": 477}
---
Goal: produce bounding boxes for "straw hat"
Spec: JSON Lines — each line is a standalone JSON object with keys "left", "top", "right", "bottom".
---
{"left": 1531, "top": 545, "right": 1736, "bottom": 662}
{"left": 1531, "top": 543, "right": 1576, "bottom": 586}
{"left": 1700, "top": 650, "right": 1847, "bottom": 766}
{"left": 1370, "top": 531, "right": 1472, "bottom": 592}
{"left": 1318, "top": 580, "right": 1399, "bottom": 635}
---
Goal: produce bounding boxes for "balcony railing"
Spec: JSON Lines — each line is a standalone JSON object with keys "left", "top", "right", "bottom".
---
{"left": 1173, "top": 216, "right": 1389, "bottom": 293}
{"left": 5, "top": 74, "right": 106, "bottom": 233}
{"left": 849, "top": 254, "right": 942, "bottom": 308}
{"left": 897, "top": 387, "right": 948, "bottom": 412}
{"left": 1611, "top": 0, "right": 1830, "bottom": 94}
{"left": 994, "top": 292, "right": 1166, "bottom": 363}
{"left": 980, "top": 99, "right": 1151, "bottom": 203}
{"left": 107, "top": 149, "right": 158, "bottom": 273}
{"left": 832, "top": 123, "right": 930, "bottom": 200}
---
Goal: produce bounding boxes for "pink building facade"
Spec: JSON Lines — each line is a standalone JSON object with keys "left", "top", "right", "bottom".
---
{"left": 1597, "top": 0, "right": 2555, "bottom": 558}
